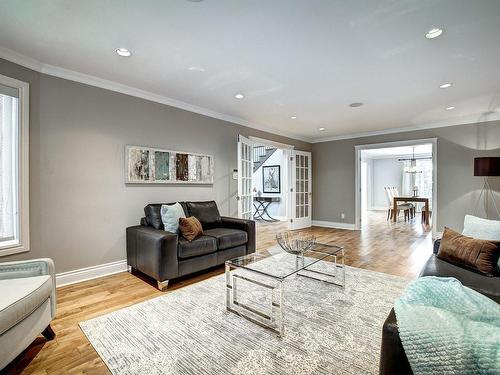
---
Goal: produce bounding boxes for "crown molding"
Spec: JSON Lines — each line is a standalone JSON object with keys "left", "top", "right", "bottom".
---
{"left": 2, "top": 46, "right": 497, "bottom": 145}
{"left": 0, "top": 46, "right": 312, "bottom": 143}
{"left": 311, "top": 113, "right": 500, "bottom": 143}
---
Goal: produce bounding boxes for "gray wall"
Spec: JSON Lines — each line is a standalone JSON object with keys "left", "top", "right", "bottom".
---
{"left": 371, "top": 158, "right": 403, "bottom": 209}
{"left": 312, "top": 121, "right": 500, "bottom": 232}
{"left": 0, "top": 58, "right": 310, "bottom": 273}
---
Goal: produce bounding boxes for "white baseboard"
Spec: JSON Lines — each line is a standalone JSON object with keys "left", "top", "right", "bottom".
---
{"left": 56, "top": 259, "right": 128, "bottom": 288}
{"left": 312, "top": 220, "right": 356, "bottom": 230}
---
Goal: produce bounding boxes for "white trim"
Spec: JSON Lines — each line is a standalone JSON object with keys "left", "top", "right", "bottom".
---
{"left": 0, "top": 46, "right": 311, "bottom": 143}
{"left": 0, "top": 74, "right": 29, "bottom": 257}
{"left": 312, "top": 113, "right": 500, "bottom": 143}
{"left": 354, "top": 138, "right": 438, "bottom": 236}
{"left": 56, "top": 259, "right": 128, "bottom": 287}
{"left": 312, "top": 220, "right": 356, "bottom": 230}
{"left": 248, "top": 136, "right": 295, "bottom": 150}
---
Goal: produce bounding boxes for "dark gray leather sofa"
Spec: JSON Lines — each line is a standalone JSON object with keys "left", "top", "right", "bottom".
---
{"left": 379, "top": 239, "right": 500, "bottom": 374}
{"left": 126, "top": 201, "right": 255, "bottom": 290}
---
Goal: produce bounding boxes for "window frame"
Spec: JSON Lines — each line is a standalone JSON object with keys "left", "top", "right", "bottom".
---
{"left": 0, "top": 74, "right": 29, "bottom": 256}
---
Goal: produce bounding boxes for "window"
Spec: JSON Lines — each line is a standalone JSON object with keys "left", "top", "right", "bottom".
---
{"left": 415, "top": 159, "right": 433, "bottom": 200}
{"left": 0, "top": 74, "right": 29, "bottom": 256}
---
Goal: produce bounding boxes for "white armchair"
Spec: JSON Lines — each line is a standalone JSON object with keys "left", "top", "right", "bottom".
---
{"left": 0, "top": 258, "right": 56, "bottom": 370}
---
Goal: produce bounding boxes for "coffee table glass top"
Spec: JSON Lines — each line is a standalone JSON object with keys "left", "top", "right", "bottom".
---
{"left": 227, "top": 243, "right": 343, "bottom": 280}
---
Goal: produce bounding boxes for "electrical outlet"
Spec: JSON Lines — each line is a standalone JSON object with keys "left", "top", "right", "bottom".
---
{"left": 340, "top": 212, "right": 345, "bottom": 220}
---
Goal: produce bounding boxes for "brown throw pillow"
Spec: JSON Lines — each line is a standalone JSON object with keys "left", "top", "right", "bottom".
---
{"left": 179, "top": 216, "right": 203, "bottom": 242}
{"left": 438, "top": 227, "right": 500, "bottom": 276}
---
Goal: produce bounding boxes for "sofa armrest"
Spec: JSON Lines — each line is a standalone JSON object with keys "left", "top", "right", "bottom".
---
{"left": 126, "top": 226, "right": 179, "bottom": 281}
{"left": 0, "top": 258, "right": 55, "bottom": 280}
{"left": 0, "top": 258, "right": 56, "bottom": 317}
{"left": 221, "top": 216, "right": 256, "bottom": 254}
{"left": 433, "top": 239, "right": 441, "bottom": 254}
{"left": 379, "top": 308, "right": 413, "bottom": 375}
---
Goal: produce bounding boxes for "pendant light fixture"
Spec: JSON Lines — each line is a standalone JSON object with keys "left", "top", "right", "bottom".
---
{"left": 400, "top": 147, "right": 424, "bottom": 174}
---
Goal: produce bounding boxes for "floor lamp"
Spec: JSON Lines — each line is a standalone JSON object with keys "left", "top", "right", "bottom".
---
{"left": 473, "top": 157, "right": 500, "bottom": 219}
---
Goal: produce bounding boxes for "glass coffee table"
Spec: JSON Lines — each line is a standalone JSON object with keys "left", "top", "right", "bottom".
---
{"left": 225, "top": 243, "right": 344, "bottom": 337}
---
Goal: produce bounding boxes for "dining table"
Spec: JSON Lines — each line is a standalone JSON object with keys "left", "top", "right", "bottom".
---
{"left": 392, "top": 196, "right": 430, "bottom": 225}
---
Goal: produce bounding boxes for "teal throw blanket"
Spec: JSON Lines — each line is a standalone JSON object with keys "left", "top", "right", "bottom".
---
{"left": 394, "top": 276, "right": 500, "bottom": 375}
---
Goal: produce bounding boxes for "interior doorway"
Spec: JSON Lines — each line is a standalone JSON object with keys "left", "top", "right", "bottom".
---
{"left": 355, "top": 138, "right": 437, "bottom": 235}
{"left": 237, "top": 135, "right": 312, "bottom": 230}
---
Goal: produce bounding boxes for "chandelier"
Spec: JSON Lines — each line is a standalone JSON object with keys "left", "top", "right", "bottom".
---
{"left": 399, "top": 147, "right": 427, "bottom": 174}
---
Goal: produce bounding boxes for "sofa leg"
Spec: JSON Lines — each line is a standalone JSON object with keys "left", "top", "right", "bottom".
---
{"left": 157, "top": 280, "right": 169, "bottom": 291}
{"left": 127, "top": 265, "right": 133, "bottom": 273}
{"left": 42, "top": 325, "right": 56, "bottom": 341}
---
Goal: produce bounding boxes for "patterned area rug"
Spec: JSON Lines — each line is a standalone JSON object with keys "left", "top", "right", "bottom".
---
{"left": 80, "top": 265, "right": 409, "bottom": 374}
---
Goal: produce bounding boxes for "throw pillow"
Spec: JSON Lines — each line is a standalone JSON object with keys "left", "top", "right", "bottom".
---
{"left": 160, "top": 203, "right": 186, "bottom": 233}
{"left": 179, "top": 216, "right": 203, "bottom": 242}
{"left": 438, "top": 227, "right": 500, "bottom": 276}
{"left": 462, "top": 214, "right": 500, "bottom": 240}
{"left": 462, "top": 215, "right": 500, "bottom": 267}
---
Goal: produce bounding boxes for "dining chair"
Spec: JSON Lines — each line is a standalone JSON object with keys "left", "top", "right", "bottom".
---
{"left": 384, "top": 187, "right": 412, "bottom": 221}
{"left": 391, "top": 187, "right": 415, "bottom": 219}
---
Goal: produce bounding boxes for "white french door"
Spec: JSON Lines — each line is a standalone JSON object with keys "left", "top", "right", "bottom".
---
{"left": 237, "top": 135, "right": 253, "bottom": 219}
{"left": 290, "top": 150, "right": 312, "bottom": 230}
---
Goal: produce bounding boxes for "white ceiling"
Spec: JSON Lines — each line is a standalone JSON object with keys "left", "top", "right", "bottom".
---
{"left": 361, "top": 144, "right": 432, "bottom": 159}
{"left": 0, "top": 0, "right": 499, "bottom": 142}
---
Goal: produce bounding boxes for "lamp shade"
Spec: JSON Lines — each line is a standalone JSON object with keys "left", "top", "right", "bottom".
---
{"left": 474, "top": 157, "right": 500, "bottom": 176}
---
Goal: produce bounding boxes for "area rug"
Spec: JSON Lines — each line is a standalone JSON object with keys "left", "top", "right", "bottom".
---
{"left": 80, "top": 265, "right": 409, "bottom": 375}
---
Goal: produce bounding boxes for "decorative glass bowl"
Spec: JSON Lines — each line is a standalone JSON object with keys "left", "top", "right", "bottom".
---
{"left": 276, "top": 231, "right": 316, "bottom": 255}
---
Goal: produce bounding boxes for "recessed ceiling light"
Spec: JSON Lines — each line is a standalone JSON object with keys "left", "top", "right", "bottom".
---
{"left": 349, "top": 102, "right": 364, "bottom": 108}
{"left": 446, "top": 106, "right": 455, "bottom": 110}
{"left": 291, "top": 116, "right": 297, "bottom": 120}
{"left": 115, "top": 48, "right": 131, "bottom": 57}
{"left": 425, "top": 28, "right": 443, "bottom": 39}
{"left": 439, "top": 83, "right": 453, "bottom": 89}
{"left": 234, "top": 93, "right": 245, "bottom": 99}
{"left": 188, "top": 66, "right": 206, "bottom": 72}
{"left": 318, "top": 127, "right": 326, "bottom": 131}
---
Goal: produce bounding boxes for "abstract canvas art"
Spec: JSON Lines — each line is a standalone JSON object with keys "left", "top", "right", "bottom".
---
{"left": 125, "top": 146, "right": 214, "bottom": 184}
{"left": 127, "top": 148, "right": 150, "bottom": 182}
{"left": 176, "top": 153, "right": 189, "bottom": 181}
{"left": 263, "top": 165, "right": 280, "bottom": 193}
{"left": 154, "top": 151, "right": 170, "bottom": 181}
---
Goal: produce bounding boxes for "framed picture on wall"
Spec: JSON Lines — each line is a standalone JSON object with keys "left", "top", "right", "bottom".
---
{"left": 262, "top": 165, "right": 280, "bottom": 193}
{"left": 125, "top": 145, "right": 214, "bottom": 184}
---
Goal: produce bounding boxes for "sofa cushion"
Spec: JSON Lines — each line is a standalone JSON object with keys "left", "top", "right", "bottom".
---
{"left": 178, "top": 235, "right": 217, "bottom": 259}
{"left": 144, "top": 203, "right": 188, "bottom": 230}
{"left": 203, "top": 228, "right": 248, "bottom": 250}
{"left": 185, "top": 201, "right": 222, "bottom": 229}
{"left": 419, "top": 254, "right": 500, "bottom": 304}
{"left": 0, "top": 275, "right": 52, "bottom": 335}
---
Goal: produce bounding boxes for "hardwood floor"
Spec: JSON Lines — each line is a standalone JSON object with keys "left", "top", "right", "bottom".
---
{"left": 5, "top": 212, "right": 432, "bottom": 374}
